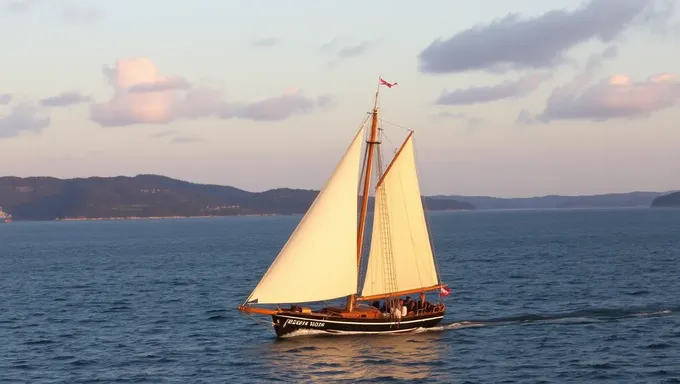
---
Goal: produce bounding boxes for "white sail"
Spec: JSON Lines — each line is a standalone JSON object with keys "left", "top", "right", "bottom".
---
{"left": 246, "top": 124, "right": 366, "bottom": 304}
{"left": 360, "top": 133, "right": 439, "bottom": 297}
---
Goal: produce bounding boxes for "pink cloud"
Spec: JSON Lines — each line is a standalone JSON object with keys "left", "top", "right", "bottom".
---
{"left": 536, "top": 72, "right": 680, "bottom": 122}
{"left": 91, "top": 58, "right": 182, "bottom": 125}
{"left": 90, "top": 57, "right": 330, "bottom": 127}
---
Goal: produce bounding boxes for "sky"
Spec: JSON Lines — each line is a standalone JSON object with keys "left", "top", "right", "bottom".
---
{"left": 1, "top": 0, "right": 679, "bottom": 197}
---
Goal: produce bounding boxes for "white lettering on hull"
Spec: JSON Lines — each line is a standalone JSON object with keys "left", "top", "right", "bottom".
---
{"left": 282, "top": 318, "right": 326, "bottom": 328}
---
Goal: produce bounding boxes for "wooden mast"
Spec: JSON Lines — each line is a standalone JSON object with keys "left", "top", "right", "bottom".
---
{"left": 346, "top": 80, "right": 381, "bottom": 312}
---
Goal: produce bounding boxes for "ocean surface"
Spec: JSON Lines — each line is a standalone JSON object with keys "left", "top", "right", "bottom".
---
{"left": 1, "top": 208, "right": 679, "bottom": 383}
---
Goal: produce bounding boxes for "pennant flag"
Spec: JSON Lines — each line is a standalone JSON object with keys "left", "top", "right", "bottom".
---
{"left": 379, "top": 77, "right": 398, "bottom": 88}
{"left": 440, "top": 285, "right": 451, "bottom": 296}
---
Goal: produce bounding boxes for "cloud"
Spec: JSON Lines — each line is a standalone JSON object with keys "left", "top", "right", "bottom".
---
{"left": 466, "top": 117, "right": 484, "bottom": 130}
{"left": 90, "top": 57, "right": 331, "bottom": 127}
{"left": 431, "top": 111, "right": 467, "bottom": 120}
{"left": 39, "top": 91, "right": 92, "bottom": 107}
{"left": 429, "top": 110, "right": 485, "bottom": 130}
{"left": 59, "top": 5, "right": 103, "bottom": 24}
{"left": 515, "top": 45, "right": 618, "bottom": 125}
{"left": 146, "top": 129, "right": 203, "bottom": 144}
{"left": 171, "top": 136, "right": 204, "bottom": 144}
{"left": 149, "top": 129, "right": 178, "bottom": 139}
{"left": 4, "top": 0, "right": 103, "bottom": 24}
{"left": 435, "top": 73, "right": 551, "bottom": 105}
{"left": 227, "top": 93, "right": 325, "bottom": 121}
{"left": 583, "top": 45, "right": 619, "bottom": 72}
{"left": 252, "top": 38, "right": 279, "bottom": 47}
{"left": 535, "top": 73, "right": 680, "bottom": 122}
{"left": 91, "top": 58, "right": 180, "bottom": 126}
{"left": 515, "top": 109, "right": 536, "bottom": 125}
{"left": 0, "top": 94, "right": 12, "bottom": 105}
{"left": 322, "top": 37, "right": 373, "bottom": 66}
{"left": 337, "top": 41, "right": 371, "bottom": 59}
{"left": 128, "top": 77, "right": 191, "bottom": 93}
{"left": 0, "top": 103, "right": 50, "bottom": 139}
{"left": 320, "top": 36, "right": 349, "bottom": 51}
{"left": 3, "top": 0, "right": 38, "bottom": 12}
{"left": 418, "top": 0, "right": 669, "bottom": 74}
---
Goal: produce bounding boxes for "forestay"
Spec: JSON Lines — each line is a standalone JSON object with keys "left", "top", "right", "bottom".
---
{"left": 246, "top": 124, "right": 366, "bottom": 304}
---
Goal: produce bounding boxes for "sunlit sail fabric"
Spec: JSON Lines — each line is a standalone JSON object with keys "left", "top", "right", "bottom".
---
{"left": 360, "top": 133, "right": 439, "bottom": 297}
{"left": 247, "top": 125, "right": 366, "bottom": 304}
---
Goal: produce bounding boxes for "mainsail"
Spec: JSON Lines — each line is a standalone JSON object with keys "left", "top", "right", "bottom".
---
{"left": 246, "top": 124, "right": 366, "bottom": 304}
{"left": 360, "top": 132, "right": 440, "bottom": 298}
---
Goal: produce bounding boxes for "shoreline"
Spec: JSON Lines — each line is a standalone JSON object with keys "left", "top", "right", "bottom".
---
{"left": 53, "top": 214, "right": 281, "bottom": 222}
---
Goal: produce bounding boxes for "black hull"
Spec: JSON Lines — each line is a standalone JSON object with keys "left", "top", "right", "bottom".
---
{"left": 271, "top": 312, "right": 445, "bottom": 337}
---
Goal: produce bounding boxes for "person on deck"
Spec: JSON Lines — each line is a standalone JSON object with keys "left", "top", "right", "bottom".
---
{"left": 390, "top": 305, "right": 401, "bottom": 319}
{"left": 407, "top": 299, "right": 416, "bottom": 315}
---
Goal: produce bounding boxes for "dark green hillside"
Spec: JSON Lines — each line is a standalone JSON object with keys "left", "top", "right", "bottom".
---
{"left": 0, "top": 174, "right": 474, "bottom": 220}
{"left": 651, "top": 192, "right": 680, "bottom": 208}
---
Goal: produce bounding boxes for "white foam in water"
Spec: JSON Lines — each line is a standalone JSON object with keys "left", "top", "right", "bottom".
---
{"left": 411, "top": 321, "right": 486, "bottom": 334}
{"left": 280, "top": 329, "right": 329, "bottom": 338}
{"left": 634, "top": 309, "right": 671, "bottom": 317}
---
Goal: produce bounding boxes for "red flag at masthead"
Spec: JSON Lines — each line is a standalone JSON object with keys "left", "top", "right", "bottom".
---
{"left": 379, "top": 77, "right": 398, "bottom": 88}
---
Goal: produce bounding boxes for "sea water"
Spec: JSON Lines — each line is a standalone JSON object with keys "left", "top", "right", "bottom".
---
{"left": 1, "top": 208, "right": 679, "bottom": 383}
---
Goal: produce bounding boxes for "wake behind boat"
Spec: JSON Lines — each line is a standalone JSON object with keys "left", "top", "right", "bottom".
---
{"left": 238, "top": 78, "right": 451, "bottom": 337}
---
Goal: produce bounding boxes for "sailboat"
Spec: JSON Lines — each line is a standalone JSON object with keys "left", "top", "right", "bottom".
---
{"left": 238, "top": 78, "right": 450, "bottom": 337}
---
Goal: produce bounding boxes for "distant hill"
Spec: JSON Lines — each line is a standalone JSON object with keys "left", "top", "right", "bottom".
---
{"left": 650, "top": 192, "right": 680, "bottom": 208}
{"left": 0, "top": 174, "right": 474, "bottom": 221}
{"left": 432, "top": 191, "right": 671, "bottom": 210}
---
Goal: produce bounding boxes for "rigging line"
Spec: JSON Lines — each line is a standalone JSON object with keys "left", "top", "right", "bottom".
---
{"left": 377, "top": 120, "right": 399, "bottom": 155}
{"left": 380, "top": 118, "right": 414, "bottom": 133}
{"left": 376, "top": 143, "right": 398, "bottom": 298}
{"left": 245, "top": 313, "right": 276, "bottom": 334}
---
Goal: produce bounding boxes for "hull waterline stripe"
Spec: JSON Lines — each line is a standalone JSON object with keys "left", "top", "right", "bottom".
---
{"left": 275, "top": 314, "right": 444, "bottom": 326}
{"left": 324, "top": 328, "right": 422, "bottom": 335}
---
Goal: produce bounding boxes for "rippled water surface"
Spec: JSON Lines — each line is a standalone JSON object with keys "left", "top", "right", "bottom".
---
{"left": 1, "top": 208, "right": 679, "bottom": 383}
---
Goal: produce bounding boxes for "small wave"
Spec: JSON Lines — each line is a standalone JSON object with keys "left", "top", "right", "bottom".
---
{"left": 102, "top": 306, "right": 130, "bottom": 312}
{"left": 70, "top": 359, "right": 96, "bottom": 366}
{"left": 287, "top": 345, "right": 319, "bottom": 352}
{"left": 51, "top": 354, "right": 75, "bottom": 361}
{"left": 62, "top": 284, "right": 90, "bottom": 289}
{"left": 645, "top": 342, "right": 672, "bottom": 349}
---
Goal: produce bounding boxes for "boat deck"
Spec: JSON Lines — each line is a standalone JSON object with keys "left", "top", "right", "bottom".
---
{"left": 283, "top": 303, "right": 445, "bottom": 320}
